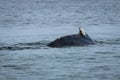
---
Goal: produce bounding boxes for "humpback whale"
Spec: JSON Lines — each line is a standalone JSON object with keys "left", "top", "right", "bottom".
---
{"left": 48, "top": 28, "right": 94, "bottom": 47}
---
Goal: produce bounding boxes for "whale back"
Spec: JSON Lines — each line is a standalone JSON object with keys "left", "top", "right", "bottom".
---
{"left": 48, "top": 34, "right": 94, "bottom": 47}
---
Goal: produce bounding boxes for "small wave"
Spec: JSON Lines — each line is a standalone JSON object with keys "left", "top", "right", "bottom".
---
{"left": 0, "top": 41, "right": 49, "bottom": 51}
{"left": 95, "top": 51, "right": 114, "bottom": 54}
{"left": 2, "top": 64, "right": 25, "bottom": 70}
{"left": 95, "top": 38, "right": 120, "bottom": 45}
{"left": 0, "top": 46, "right": 41, "bottom": 50}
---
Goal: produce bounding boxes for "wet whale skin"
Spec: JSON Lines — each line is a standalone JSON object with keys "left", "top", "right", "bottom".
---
{"left": 48, "top": 34, "right": 94, "bottom": 47}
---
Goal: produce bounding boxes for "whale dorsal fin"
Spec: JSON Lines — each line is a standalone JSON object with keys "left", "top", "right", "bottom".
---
{"left": 79, "top": 27, "right": 86, "bottom": 36}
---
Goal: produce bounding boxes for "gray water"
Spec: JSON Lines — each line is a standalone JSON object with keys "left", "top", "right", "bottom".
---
{"left": 0, "top": 0, "right": 120, "bottom": 80}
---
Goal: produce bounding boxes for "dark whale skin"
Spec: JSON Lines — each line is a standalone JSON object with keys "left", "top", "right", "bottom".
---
{"left": 47, "top": 34, "right": 94, "bottom": 47}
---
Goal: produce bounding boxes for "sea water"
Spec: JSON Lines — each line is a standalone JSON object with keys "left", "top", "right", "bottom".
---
{"left": 0, "top": 0, "right": 120, "bottom": 80}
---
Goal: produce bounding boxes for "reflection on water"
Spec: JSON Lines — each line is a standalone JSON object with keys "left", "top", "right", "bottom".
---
{"left": 0, "top": 0, "right": 120, "bottom": 80}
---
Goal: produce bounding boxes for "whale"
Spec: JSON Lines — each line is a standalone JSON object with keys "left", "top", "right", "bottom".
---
{"left": 48, "top": 28, "right": 94, "bottom": 47}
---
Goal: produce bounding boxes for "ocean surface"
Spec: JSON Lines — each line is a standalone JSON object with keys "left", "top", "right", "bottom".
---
{"left": 0, "top": 0, "right": 120, "bottom": 80}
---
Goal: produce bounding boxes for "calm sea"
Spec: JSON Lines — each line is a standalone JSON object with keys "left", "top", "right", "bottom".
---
{"left": 0, "top": 0, "right": 120, "bottom": 80}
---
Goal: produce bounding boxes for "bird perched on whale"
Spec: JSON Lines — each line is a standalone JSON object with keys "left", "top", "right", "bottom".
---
{"left": 48, "top": 27, "right": 94, "bottom": 47}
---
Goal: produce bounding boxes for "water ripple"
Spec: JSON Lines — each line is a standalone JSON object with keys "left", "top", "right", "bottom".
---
{"left": 95, "top": 38, "right": 120, "bottom": 45}
{"left": 0, "top": 41, "right": 49, "bottom": 51}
